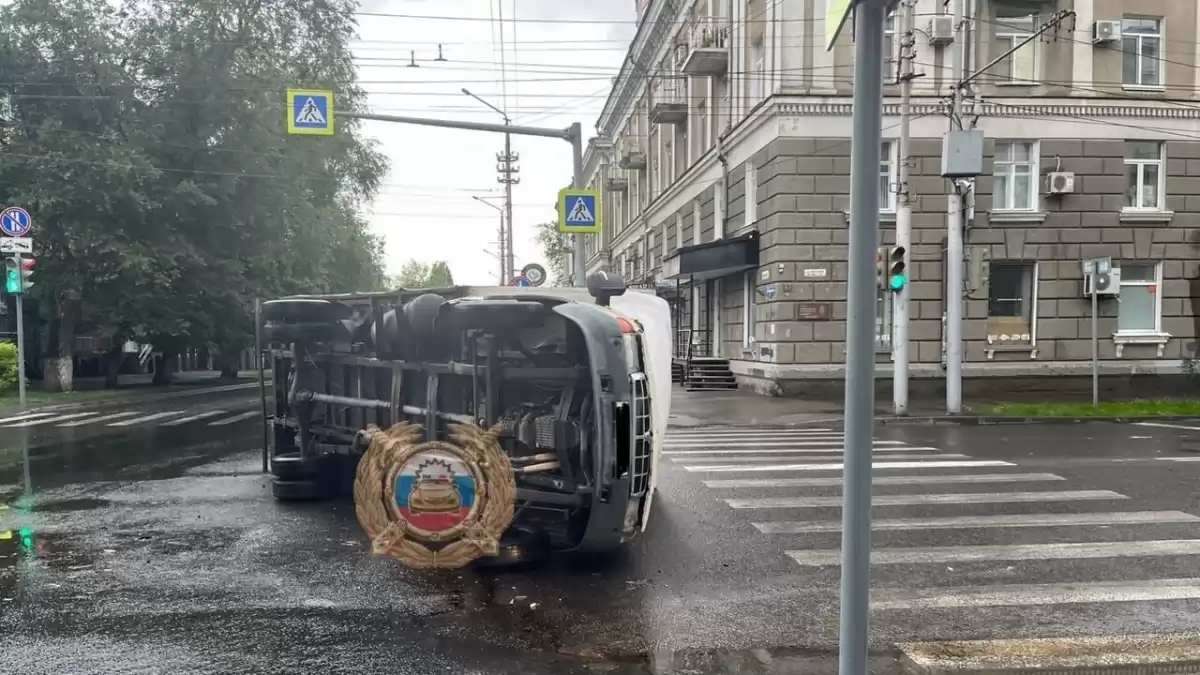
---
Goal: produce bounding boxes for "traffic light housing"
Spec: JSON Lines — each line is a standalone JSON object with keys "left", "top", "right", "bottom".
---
{"left": 4, "top": 256, "right": 18, "bottom": 294}
{"left": 887, "top": 246, "right": 907, "bottom": 292}
{"left": 20, "top": 257, "right": 34, "bottom": 293}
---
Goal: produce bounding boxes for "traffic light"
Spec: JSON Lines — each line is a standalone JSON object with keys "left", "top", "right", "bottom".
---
{"left": 4, "top": 256, "right": 18, "bottom": 294}
{"left": 887, "top": 246, "right": 907, "bottom": 292}
{"left": 876, "top": 248, "right": 888, "bottom": 288}
{"left": 20, "top": 257, "right": 35, "bottom": 293}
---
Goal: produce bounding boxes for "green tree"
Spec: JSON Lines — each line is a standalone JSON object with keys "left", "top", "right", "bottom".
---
{"left": 533, "top": 222, "right": 572, "bottom": 285}
{"left": 394, "top": 259, "right": 455, "bottom": 289}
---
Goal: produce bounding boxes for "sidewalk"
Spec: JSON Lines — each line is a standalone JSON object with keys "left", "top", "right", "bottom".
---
{"left": 0, "top": 370, "right": 269, "bottom": 417}
{"left": 667, "top": 389, "right": 950, "bottom": 428}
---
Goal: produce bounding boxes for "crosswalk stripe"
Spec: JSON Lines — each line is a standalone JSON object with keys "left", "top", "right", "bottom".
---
{"left": 669, "top": 433, "right": 849, "bottom": 440}
{"left": 108, "top": 411, "right": 184, "bottom": 427}
{"left": 162, "top": 409, "right": 228, "bottom": 426}
{"left": 1134, "top": 422, "right": 1200, "bottom": 431}
{"left": 872, "top": 578, "right": 1200, "bottom": 610}
{"left": 755, "top": 510, "right": 1199, "bottom": 534}
{"left": 0, "top": 412, "right": 55, "bottom": 425}
{"left": 787, "top": 538, "right": 1200, "bottom": 567}
{"left": 59, "top": 411, "right": 139, "bottom": 427}
{"left": 667, "top": 447, "right": 944, "bottom": 456}
{"left": 1158, "top": 457, "right": 1200, "bottom": 462}
{"left": 666, "top": 440, "right": 906, "bottom": 448}
{"left": 676, "top": 453, "right": 969, "bottom": 464}
{"left": 209, "top": 410, "right": 259, "bottom": 426}
{"left": 669, "top": 428, "right": 833, "bottom": 437}
{"left": 7, "top": 411, "right": 99, "bottom": 427}
{"left": 683, "top": 459, "right": 1015, "bottom": 473}
{"left": 704, "top": 473, "right": 1066, "bottom": 489}
{"left": 726, "top": 490, "right": 1126, "bottom": 510}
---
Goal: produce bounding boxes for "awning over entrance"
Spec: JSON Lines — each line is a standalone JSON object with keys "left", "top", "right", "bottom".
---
{"left": 661, "top": 231, "right": 759, "bottom": 282}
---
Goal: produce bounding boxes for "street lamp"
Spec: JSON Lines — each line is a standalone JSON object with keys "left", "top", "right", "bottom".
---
{"left": 462, "top": 88, "right": 517, "bottom": 282}
{"left": 472, "top": 195, "right": 506, "bottom": 282}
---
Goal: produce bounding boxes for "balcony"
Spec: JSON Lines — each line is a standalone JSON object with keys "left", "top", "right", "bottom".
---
{"left": 682, "top": 17, "right": 729, "bottom": 76}
{"left": 605, "top": 168, "right": 629, "bottom": 192}
{"left": 619, "top": 150, "right": 647, "bottom": 171}
{"left": 651, "top": 77, "right": 688, "bottom": 125}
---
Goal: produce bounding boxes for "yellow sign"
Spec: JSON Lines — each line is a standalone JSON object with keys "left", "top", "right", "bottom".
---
{"left": 825, "top": 0, "right": 855, "bottom": 51}
{"left": 286, "top": 89, "right": 334, "bottom": 136}
{"left": 557, "top": 188, "right": 602, "bottom": 234}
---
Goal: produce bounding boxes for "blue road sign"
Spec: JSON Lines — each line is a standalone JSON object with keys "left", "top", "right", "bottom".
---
{"left": 0, "top": 207, "right": 32, "bottom": 237}
{"left": 557, "top": 188, "right": 601, "bottom": 234}
{"left": 509, "top": 276, "right": 532, "bottom": 287}
{"left": 287, "top": 89, "right": 334, "bottom": 136}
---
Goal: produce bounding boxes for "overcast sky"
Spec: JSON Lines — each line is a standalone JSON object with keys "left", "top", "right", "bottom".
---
{"left": 351, "top": 0, "right": 637, "bottom": 284}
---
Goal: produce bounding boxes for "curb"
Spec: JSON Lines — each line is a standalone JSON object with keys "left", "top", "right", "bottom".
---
{"left": 0, "top": 381, "right": 265, "bottom": 418}
{"left": 879, "top": 414, "right": 1200, "bottom": 426}
{"left": 898, "top": 634, "right": 1200, "bottom": 675}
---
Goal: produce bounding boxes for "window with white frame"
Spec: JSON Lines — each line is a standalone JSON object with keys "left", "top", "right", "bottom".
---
{"left": 749, "top": 36, "right": 765, "bottom": 102}
{"left": 879, "top": 141, "right": 896, "bottom": 212}
{"left": 994, "top": 14, "right": 1038, "bottom": 83}
{"left": 1117, "top": 263, "right": 1161, "bottom": 334}
{"left": 1124, "top": 141, "right": 1164, "bottom": 210}
{"left": 987, "top": 262, "right": 1036, "bottom": 345}
{"left": 745, "top": 163, "right": 758, "bottom": 225}
{"left": 742, "top": 270, "right": 756, "bottom": 347}
{"left": 883, "top": 12, "right": 896, "bottom": 84}
{"left": 993, "top": 141, "right": 1037, "bottom": 211}
{"left": 1122, "top": 17, "right": 1162, "bottom": 88}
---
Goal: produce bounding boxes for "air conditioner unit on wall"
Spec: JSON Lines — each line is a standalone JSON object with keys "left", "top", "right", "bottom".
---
{"left": 1092, "top": 20, "right": 1121, "bottom": 45}
{"left": 1046, "top": 171, "right": 1075, "bottom": 195}
{"left": 928, "top": 16, "right": 954, "bottom": 46}
{"left": 1084, "top": 267, "right": 1121, "bottom": 297}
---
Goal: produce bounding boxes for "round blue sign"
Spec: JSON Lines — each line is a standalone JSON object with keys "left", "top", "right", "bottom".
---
{"left": 0, "top": 207, "right": 31, "bottom": 237}
{"left": 508, "top": 276, "right": 531, "bottom": 287}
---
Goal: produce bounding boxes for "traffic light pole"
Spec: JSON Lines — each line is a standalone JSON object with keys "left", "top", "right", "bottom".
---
{"left": 341, "top": 111, "right": 588, "bottom": 286}
{"left": 14, "top": 292, "right": 25, "bottom": 406}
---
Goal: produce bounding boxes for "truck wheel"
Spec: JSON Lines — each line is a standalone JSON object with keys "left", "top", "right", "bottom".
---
{"left": 270, "top": 452, "right": 314, "bottom": 481}
{"left": 271, "top": 478, "right": 325, "bottom": 502}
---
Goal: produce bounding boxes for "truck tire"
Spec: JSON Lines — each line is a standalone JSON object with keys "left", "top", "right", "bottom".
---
{"left": 271, "top": 478, "right": 325, "bottom": 502}
{"left": 270, "top": 452, "right": 315, "bottom": 481}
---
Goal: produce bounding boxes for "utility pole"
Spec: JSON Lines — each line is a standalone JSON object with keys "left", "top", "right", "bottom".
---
{"left": 893, "top": 0, "right": 917, "bottom": 415}
{"left": 944, "top": 0, "right": 969, "bottom": 415}
{"left": 472, "top": 195, "right": 507, "bottom": 282}
{"left": 497, "top": 136, "right": 519, "bottom": 281}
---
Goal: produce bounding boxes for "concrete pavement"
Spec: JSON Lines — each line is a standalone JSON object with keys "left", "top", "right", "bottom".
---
{"left": 2, "top": 399, "right": 1200, "bottom": 673}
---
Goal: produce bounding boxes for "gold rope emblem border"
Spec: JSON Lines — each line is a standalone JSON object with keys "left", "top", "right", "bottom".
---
{"left": 353, "top": 421, "right": 516, "bottom": 569}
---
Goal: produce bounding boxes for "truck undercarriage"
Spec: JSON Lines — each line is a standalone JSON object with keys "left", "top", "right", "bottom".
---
{"left": 263, "top": 285, "right": 654, "bottom": 555}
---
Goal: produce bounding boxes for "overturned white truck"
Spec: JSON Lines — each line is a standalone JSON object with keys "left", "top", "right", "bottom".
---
{"left": 259, "top": 274, "right": 672, "bottom": 563}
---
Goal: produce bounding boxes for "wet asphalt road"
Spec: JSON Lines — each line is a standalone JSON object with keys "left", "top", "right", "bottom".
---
{"left": 2, "top": 395, "right": 1200, "bottom": 674}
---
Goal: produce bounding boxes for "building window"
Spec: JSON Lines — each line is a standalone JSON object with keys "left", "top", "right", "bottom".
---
{"left": 742, "top": 270, "right": 756, "bottom": 348}
{"left": 696, "top": 100, "right": 708, "bottom": 156}
{"left": 880, "top": 141, "right": 896, "bottom": 212}
{"left": 987, "top": 262, "right": 1037, "bottom": 345}
{"left": 749, "top": 36, "right": 765, "bottom": 102}
{"left": 1124, "top": 141, "right": 1164, "bottom": 210}
{"left": 1117, "top": 263, "right": 1161, "bottom": 334}
{"left": 1122, "top": 18, "right": 1162, "bottom": 88}
{"left": 884, "top": 12, "right": 896, "bottom": 83}
{"left": 993, "top": 141, "right": 1037, "bottom": 211}
{"left": 745, "top": 163, "right": 758, "bottom": 225}
{"left": 994, "top": 14, "right": 1038, "bottom": 83}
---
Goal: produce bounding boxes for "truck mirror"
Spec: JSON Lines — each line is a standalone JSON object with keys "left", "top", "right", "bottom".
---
{"left": 586, "top": 272, "right": 627, "bottom": 307}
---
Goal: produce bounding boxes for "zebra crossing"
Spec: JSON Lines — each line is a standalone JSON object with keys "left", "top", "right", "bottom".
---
{"left": 665, "top": 426, "right": 1200, "bottom": 612}
{"left": 0, "top": 407, "right": 259, "bottom": 430}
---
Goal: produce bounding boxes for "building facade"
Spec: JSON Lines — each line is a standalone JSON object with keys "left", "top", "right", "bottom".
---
{"left": 578, "top": 0, "right": 1200, "bottom": 396}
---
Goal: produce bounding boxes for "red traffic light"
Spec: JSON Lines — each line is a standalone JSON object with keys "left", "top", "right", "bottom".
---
{"left": 20, "top": 258, "right": 35, "bottom": 271}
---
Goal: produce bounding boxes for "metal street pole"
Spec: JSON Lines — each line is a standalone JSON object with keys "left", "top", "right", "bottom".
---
{"left": 472, "top": 195, "right": 507, "bottom": 281}
{"left": 945, "top": 0, "right": 968, "bottom": 415}
{"left": 255, "top": 297, "right": 268, "bottom": 473}
{"left": 893, "top": 0, "right": 915, "bottom": 416}
{"left": 568, "top": 122, "right": 587, "bottom": 287}
{"left": 1091, "top": 267, "right": 1099, "bottom": 406}
{"left": 462, "top": 89, "right": 517, "bottom": 281}
{"left": 840, "top": 1, "right": 888, "bottom": 673}
{"left": 15, "top": 292, "right": 25, "bottom": 406}
{"left": 341, "top": 111, "right": 588, "bottom": 287}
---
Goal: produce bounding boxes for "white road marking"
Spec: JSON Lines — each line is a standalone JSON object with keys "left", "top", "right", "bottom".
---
{"left": 755, "top": 510, "right": 1199, "bottom": 534}
{"left": 669, "top": 428, "right": 833, "bottom": 437}
{"left": 727, "top": 490, "right": 1127, "bottom": 510}
{"left": 666, "top": 440, "right": 905, "bottom": 448}
{"left": 1134, "top": 422, "right": 1200, "bottom": 431}
{"left": 59, "top": 411, "right": 139, "bottom": 427}
{"left": 787, "top": 538, "right": 1200, "bottom": 567}
{"left": 7, "top": 412, "right": 99, "bottom": 427}
{"left": 683, "top": 460, "right": 1015, "bottom": 473}
{"left": 0, "top": 412, "right": 55, "bottom": 425}
{"left": 703, "top": 473, "right": 1066, "bottom": 489}
{"left": 108, "top": 411, "right": 184, "bottom": 427}
{"left": 161, "top": 409, "right": 228, "bottom": 426}
{"left": 675, "top": 453, "right": 969, "bottom": 463}
{"left": 667, "top": 446, "right": 942, "bottom": 455}
{"left": 872, "top": 578, "right": 1200, "bottom": 610}
{"left": 1158, "top": 457, "right": 1200, "bottom": 462}
{"left": 209, "top": 410, "right": 259, "bottom": 426}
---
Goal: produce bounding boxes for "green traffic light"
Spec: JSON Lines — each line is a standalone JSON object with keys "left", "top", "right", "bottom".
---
{"left": 889, "top": 274, "right": 906, "bottom": 291}
{"left": 5, "top": 268, "right": 18, "bottom": 294}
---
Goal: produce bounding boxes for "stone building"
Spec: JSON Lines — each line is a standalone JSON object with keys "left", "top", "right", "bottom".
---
{"left": 577, "top": 0, "right": 1200, "bottom": 396}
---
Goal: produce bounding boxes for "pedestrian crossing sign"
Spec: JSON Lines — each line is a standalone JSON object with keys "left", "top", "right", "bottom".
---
{"left": 557, "top": 188, "right": 601, "bottom": 234}
{"left": 287, "top": 89, "right": 335, "bottom": 136}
